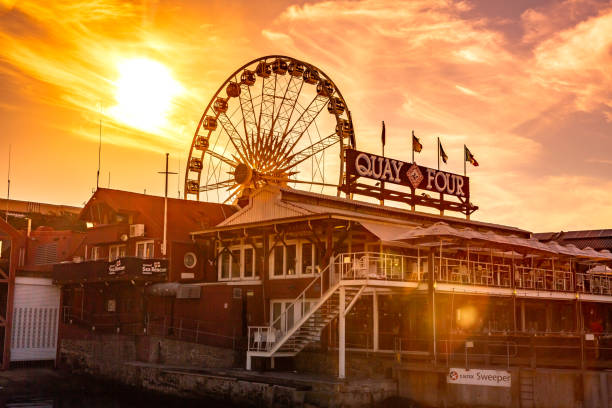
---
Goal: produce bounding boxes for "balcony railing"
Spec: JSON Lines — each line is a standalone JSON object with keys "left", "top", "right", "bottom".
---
{"left": 331, "top": 252, "right": 610, "bottom": 296}
{"left": 334, "top": 252, "right": 424, "bottom": 282}
{"left": 515, "top": 266, "right": 573, "bottom": 291}
{"left": 435, "top": 257, "right": 512, "bottom": 287}
{"left": 577, "top": 273, "right": 612, "bottom": 295}
{"left": 52, "top": 256, "right": 168, "bottom": 284}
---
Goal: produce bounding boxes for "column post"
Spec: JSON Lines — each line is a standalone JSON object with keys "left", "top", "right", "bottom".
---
{"left": 339, "top": 286, "right": 346, "bottom": 379}
{"left": 373, "top": 291, "right": 379, "bottom": 352}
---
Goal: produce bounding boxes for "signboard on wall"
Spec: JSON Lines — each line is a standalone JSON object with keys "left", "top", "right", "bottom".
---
{"left": 447, "top": 368, "right": 511, "bottom": 387}
{"left": 341, "top": 149, "right": 477, "bottom": 216}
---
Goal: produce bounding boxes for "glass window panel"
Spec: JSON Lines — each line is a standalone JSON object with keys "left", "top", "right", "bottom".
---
{"left": 286, "top": 244, "right": 296, "bottom": 275}
{"left": 146, "top": 243, "right": 154, "bottom": 258}
{"left": 254, "top": 248, "right": 262, "bottom": 277}
{"left": 136, "top": 244, "right": 144, "bottom": 258}
{"left": 231, "top": 249, "right": 240, "bottom": 278}
{"left": 244, "top": 247, "right": 254, "bottom": 278}
{"left": 221, "top": 252, "right": 230, "bottom": 280}
{"left": 119, "top": 245, "right": 126, "bottom": 258}
{"left": 272, "top": 303, "right": 282, "bottom": 329}
{"left": 302, "top": 243, "right": 312, "bottom": 275}
{"left": 274, "top": 246, "right": 284, "bottom": 276}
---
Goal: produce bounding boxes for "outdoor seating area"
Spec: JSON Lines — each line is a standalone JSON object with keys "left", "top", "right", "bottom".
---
{"left": 332, "top": 250, "right": 611, "bottom": 295}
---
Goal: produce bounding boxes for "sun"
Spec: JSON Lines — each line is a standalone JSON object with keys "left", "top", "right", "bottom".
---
{"left": 109, "top": 58, "right": 183, "bottom": 133}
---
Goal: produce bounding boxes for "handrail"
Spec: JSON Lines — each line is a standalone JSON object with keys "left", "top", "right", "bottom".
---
{"left": 267, "top": 253, "right": 339, "bottom": 337}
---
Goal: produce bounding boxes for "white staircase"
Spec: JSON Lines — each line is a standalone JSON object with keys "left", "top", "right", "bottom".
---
{"left": 247, "top": 254, "right": 366, "bottom": 366}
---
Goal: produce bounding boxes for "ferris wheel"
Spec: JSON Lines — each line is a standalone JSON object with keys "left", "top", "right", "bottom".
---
{"left": 184, "top": 55, "right": 355, "bottom": 203}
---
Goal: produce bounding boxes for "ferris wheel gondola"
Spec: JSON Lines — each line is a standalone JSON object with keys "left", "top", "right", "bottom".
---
{"left": 184, "top": 55, "right": 355, "bottom": 203}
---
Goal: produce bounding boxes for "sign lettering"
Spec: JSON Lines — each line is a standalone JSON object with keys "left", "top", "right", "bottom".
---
{"left": 346, "top": 149, "right": 469, "bottom": 198}
{"left": 447, "top": 368, "right": 511, "bottom": 387}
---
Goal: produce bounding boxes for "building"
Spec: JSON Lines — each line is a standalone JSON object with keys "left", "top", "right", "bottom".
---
{"left": 184, "top": 184, "right": 612, "bottom": 376}
{"left": 53, "top": 188, "right": 236, "bottom": 346}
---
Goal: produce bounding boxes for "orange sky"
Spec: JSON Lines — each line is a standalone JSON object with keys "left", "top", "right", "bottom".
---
{"left": 0, "top": 0, "right": 611, "bottom": 232}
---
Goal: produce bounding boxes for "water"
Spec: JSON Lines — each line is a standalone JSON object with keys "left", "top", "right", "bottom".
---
{"left": 4, "top": 388, "right": 233, "bottom": 407}
{"left": 5, "top": 393, "right": 233, "bottom": 407}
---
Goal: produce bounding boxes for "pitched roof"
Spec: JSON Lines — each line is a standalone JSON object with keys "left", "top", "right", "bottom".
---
{"left": 81, "top": 188, "right": 236, "bottom": 241}
{"left": 202, "top": 185, "right": 528, "bottom": 236}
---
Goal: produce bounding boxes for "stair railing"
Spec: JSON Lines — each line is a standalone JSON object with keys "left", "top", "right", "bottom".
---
{"left": 248, "top": 253, "right": 342, "bottom": 352}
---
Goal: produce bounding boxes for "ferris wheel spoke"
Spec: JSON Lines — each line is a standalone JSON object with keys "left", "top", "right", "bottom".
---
{"left": 258, "top": 74, "right": 277, "bottom": 136}
{"left": 204, "top": 149, "right": 237, "bottom": 167}
{"left": 279, "top": 132, "right": 340, "bottom": 171}
{"left": 204, "top": 137, "right": 232, "bottom": 187}
{"left": 271, "top": 76, "right": 304, "bottom": 138}
{"left": 239, "top": 82, "right": 258, "bottom": 146}
{"left": 217, "top": 112, "right": 250, "bottom": 164}
{"left": 284, "top": 94, "right": 329, "bottom": 155}
{"left": 199, "top": 179, "right": 236, "bottom": 192}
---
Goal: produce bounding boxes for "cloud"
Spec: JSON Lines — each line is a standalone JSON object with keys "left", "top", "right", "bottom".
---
{"left": 261, "top": 0, "right": 612, "bottom": 231}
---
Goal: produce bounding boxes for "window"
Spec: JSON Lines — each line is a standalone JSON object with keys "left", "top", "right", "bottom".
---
{"left": 270, "top": 239, "right": 319, "bottom": 278}
{"left": 244, "top": 247, "right": 254, "bottom": 278}
{"left": 136, "top": 241, "right": 154, "bottom": 259}
{"left": 91, "top": 246, "right": 102, "bottom": 260}
{"left": 109, "top": 245, "right": 126, "bottom": 262}
{"left": 218, "top": 243, "right": 261, "bottom": 281}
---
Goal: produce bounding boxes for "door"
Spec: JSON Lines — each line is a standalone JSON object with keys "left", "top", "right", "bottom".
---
{"left": 10, "top": 278, "right": 60, "bottom": 362}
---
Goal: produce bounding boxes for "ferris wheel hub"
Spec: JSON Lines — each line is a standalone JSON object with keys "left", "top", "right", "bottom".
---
{"left": 234, "top": 163, "right": 253, "bottom": 186}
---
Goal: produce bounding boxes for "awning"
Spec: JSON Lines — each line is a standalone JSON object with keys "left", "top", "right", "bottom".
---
{"left": 359, "top": 221, "right": 414, "bottom": 242}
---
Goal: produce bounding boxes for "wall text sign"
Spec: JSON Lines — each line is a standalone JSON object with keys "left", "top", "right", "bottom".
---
{"left": 447, "top": 368, "right": 511, "bottom": 388}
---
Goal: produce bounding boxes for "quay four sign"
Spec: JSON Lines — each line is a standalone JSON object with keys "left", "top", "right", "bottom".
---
{"left": 447, "top": 368, "right": 511, "bottom": 388}
{"left": 346, "top": 149, "right": 470, "bottom": 198}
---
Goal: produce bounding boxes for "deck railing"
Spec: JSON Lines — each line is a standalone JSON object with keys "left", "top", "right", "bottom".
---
{"left": 435, "top": 257, "right": 512, "bottom": 287}
{"left": 515, "top": 266, "right": 573, "bottom": 291}
{"left": 334, "top": 252, "right": 424, "bottom": 282}
{"left": 576, "top": 273, "right": 612, "bottom": 295}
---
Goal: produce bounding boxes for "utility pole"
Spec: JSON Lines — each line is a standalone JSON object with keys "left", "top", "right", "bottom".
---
{"left": 158, "top": 153, "right": 177, "bottom": 257}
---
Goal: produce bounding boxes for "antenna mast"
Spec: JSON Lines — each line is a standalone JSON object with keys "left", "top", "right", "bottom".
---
{"left": 5, "top": 145, "right": 10, "bottom": 222}
{"left": 96, "top": 119, "right": 102, "bottom": 189}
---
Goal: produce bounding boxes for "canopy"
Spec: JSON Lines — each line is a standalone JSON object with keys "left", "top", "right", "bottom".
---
{"left": 384, "top": 222, "right": 612, "bottom": 261}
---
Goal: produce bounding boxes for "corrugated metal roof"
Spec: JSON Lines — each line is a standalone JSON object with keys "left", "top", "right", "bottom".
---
{"left": 279, "top": 187, "right": 529, "bottom": 235}
{"left": 535, "top": 229, "right": 612, "bottom": 251}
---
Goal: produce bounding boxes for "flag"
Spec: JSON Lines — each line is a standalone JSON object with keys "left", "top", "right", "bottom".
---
{"left": 439, "top": 140, "right": 448, "bottom": 164}
{"left": 381, "top": 121, "right": 386, "bottom": 147}
{"left": 412, "top": 130, "right": 422, "bottom": 153}
{"left": 465, "top": 146, "right": 479, "bottom": 166}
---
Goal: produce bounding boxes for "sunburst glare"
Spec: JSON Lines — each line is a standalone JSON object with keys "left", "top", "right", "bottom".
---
{"left": 109, "top": 58, "right": 183, "bottom": 133}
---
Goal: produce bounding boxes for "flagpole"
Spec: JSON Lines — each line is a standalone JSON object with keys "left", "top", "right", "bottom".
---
{"left": 437, "top": 137, "right": 440, "bottom": 170}
{"left": 464, "top": 145, "right": 467, "bottom": 177}
{"left": 412, "top": 131, "right": 414, "bottom": 163}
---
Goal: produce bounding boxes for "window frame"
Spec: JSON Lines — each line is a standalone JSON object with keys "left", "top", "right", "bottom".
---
{"left": 91, "top": 246, "right": 102, "bottom": 261}
{"left": 269, "top": 238, "right": 319, "bottom": 279}
{"left": 217, "top": 241, "right": 261, "bottom": 282}
{"left": 135, "top": 240, "right": 155, "bottom": 259}
{"left": 108, "top": 244, "right": 127, "bottom": 262}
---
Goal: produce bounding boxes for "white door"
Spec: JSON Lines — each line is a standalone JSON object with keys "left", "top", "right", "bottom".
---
{"left": 271, "top": 299, "right": 317, "bottom": 333}
{"left": 10, "top": 277, "right": 60, "bottom": 362}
